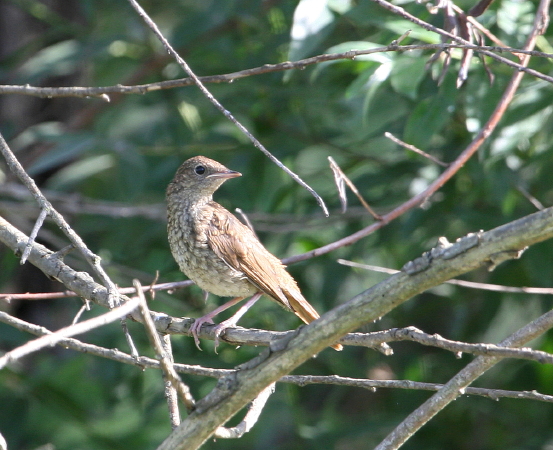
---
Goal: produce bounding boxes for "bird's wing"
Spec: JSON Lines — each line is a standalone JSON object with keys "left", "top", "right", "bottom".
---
{"left": 207, "top": 205, "right": 343, "bottom": 351}
{"left": 206, "top": 205, "right": 318, "bottom": 320}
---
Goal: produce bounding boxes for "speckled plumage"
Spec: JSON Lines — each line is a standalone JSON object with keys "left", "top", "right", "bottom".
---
{"left": 166, "top": 156, "right": 342, "bottom": 351}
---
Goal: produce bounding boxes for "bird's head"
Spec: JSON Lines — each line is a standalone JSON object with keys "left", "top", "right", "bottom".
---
{"left": 167, "top": 156, "right": 242, "bottom": 201}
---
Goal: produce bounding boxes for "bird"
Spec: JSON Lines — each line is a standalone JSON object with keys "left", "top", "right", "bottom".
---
{"left": 166, "top": 156, "right": 342, "bottom": 351}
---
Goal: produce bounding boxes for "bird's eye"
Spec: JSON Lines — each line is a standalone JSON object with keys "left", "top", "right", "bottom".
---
{"left": 194, "top": 165, "right": 206, "bottom": 175}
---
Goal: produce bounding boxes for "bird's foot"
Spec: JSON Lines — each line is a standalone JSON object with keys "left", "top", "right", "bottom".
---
{"left": 190, "top": 317, "right": 214, "bottom": 351}
{"left": 189, "top": 294, "right": 261, "bottom": 352}
{"left": 211, "top": 316, "right": 241, "bottom": 353}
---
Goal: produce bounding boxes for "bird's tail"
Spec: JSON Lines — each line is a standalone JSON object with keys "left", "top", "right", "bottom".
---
{"left": 286, "top": 290, "right": 343, "bottom": 351}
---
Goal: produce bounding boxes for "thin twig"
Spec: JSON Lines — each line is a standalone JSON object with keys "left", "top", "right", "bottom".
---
{"left": 126, "top": 0, "right": 329, "bottom": 216}
{"left": 280, "top": 375, "right": 553, "bottom": 402}
{"left": 134, "top": 280, "right": 196, "bottom": 412}
{"left": 375, "top": 326, "right": 553, "bottom": 364}
{"left": 338, "top": 259, "right": 553, "bottom": 294}
{"left": 1, "top": 43, "right": 553, "bottom": 101}
{"left": 0, "top": 280, "right": 194, "bottom": 301}
{"left": 516, "top": 185, "right": 545, "bottom": 211}
{"left": 384, "top": 132, "right": 449, "bottom": 167}
{"left": 120, "top": 318, "right": 140, "bottom": 359}
{"left": 71, "top": 301, "right": 90, "bottom": 325}
{"left": 20, "top": 207, "right": 49, "bottom": 264}
{"left": 160, "top": 333, "right": 182, "bottom": 430}
{"left": 0, "top": 298, "right": 140, "bottom": 370}
{"left": 328, "top": 157, "right": 382, "bottom": 219}
{"left": 213, "top": 384, "right": 276, "bottom": 439}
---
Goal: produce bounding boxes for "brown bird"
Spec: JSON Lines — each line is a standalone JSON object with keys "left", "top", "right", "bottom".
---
{"left": 166, "top": 156, "right": 342, "bottom": 351}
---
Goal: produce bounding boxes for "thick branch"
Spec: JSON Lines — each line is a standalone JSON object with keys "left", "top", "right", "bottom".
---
{"left": 156, "top": 205, "right": 553, "bottom": 450}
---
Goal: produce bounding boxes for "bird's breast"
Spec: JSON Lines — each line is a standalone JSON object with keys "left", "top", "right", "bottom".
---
{"left": 167, "top": 201, "right": 256, "bottom": 297}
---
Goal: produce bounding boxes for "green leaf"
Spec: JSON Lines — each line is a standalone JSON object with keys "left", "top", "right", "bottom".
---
{"left": 27, "top": 133, "right": 96, "bottom": 176}
{"left": 404, "top": 83, "right": 455, "bottom": 148}
{"left": 46, "top": 154, "right": 115, "bottom": 189}
{"left": 390, "top": 56, "right": 428, "bottom": 99}
{"left": 288, "top": 0, "right": 335, "bottom": 62}
{"left": 18, "top": 40, "right": 81, "bottom": 82}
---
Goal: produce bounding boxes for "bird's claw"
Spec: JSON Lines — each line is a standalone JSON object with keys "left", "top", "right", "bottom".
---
{"left": 212, "top": 324, "right": 228, "bottom": 354}
{"left": 190, "top": 317, "right": 214, "bottom": 351}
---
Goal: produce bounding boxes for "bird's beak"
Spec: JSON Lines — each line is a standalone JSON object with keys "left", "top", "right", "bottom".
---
{"left": 207, "top": 170, "right": 242, "bottom": 179}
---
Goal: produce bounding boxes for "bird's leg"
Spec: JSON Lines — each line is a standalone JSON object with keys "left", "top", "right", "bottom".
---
{"left": 212, "top": 292, "right": 263, "bottom": 351}
{"left": 190, "top": 296, "right": 246, "bottom": 350}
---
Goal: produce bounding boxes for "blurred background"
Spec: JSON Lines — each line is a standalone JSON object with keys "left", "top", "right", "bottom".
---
{"left": 1, "top": 0, "right": 553, "bottom": 448}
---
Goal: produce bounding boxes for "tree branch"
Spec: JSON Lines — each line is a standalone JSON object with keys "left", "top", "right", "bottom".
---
{"left": 5, "top": 309, "right": 550, "bottom": 406}
{"left": 0, "top": 43, "right": 552, "bottom": 100}
{"left": 155, "top": 204, "right": 553, "bottom": 449}
{"left": 0, "top": 132, "right": 120, "bottom": 308}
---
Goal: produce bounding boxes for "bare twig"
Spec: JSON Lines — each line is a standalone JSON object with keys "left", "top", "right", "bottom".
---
{"left": 120, "top": 318, "right": 140, "bottom": 359}
{"left": 384, "top": 132, "right": 449, "bottom": 167}
{"left": 0, "top": 310, "right": 229, "bottom": 377}
{"left": 213, "top": 384, "right": 275, "bottom": 439}
{"left": 3, "top": 309, "right": 551, "bottom": 405}
{"left": 4, "top": 309, "right": 553, "bottom": 409}
{"left": 328, "top": 157, "right": 382, "bottom": 219}
{"left": 280, "top": 375, "right": 553, "bottom": 402}
{"left": 126, "top": 0, "right": 328, "bottom": 217}
{"left": 20, "top": 207, "right": 48, "bottom": 264}
{"left": 72, "top": 300, "right": 91, "bottom": 325}
{"left": 161, "top": 333, "right": 182, "bottom": 430}
{"left": 1, "top": 43, "right": 553, "bottom": 101}
{"left": 135, "top": 280, "right": 196, "bottom": 412}
{"left": 0, "top": 298, "right": 140, "bottom": 370}
{"left": 516, "top": 185, "right": 545, "bottom": 211}
{"left": 375, "top": 327, "right": 553, "bottom": 364}
{"left": 0, "top": 280, "right": 195, "bottom": 301}
{"left": 338, "top": 259, "right": 553, "bottom": 295}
